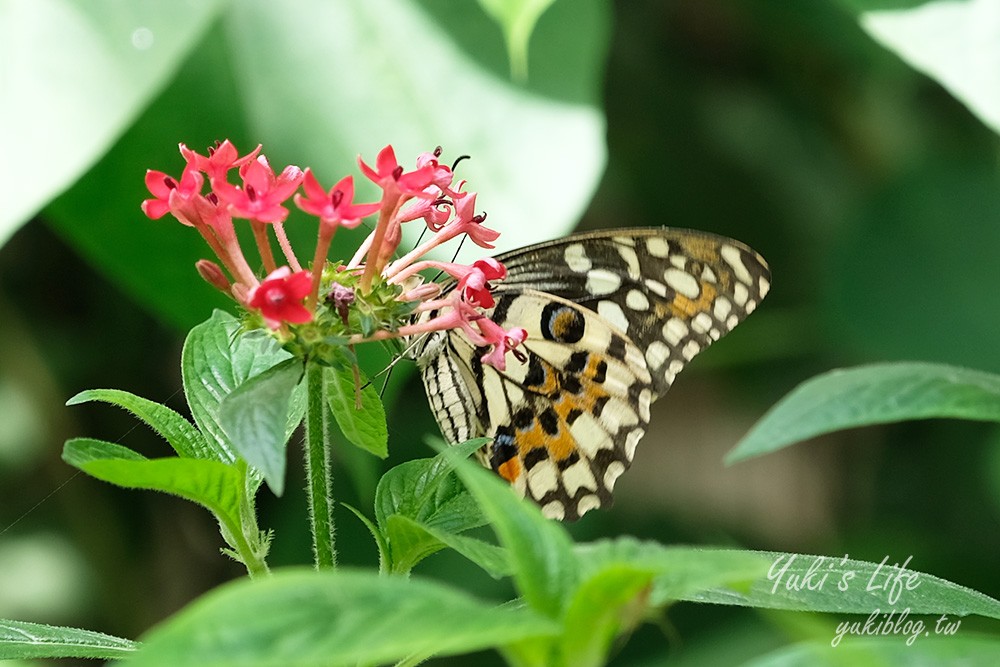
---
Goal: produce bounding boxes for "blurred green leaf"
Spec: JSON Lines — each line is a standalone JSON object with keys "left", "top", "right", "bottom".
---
{"left": 62, "top": 437, "right": 244, "bottom": 535}
{"left": 0, "top": 619, "right": 137, "bottom": 661}
{"left": 219, "top": 357, "right": 304, "bottom": 496}
{"left": 742, "top": 635, "right": 1000, "bottom": 667}
{"left": 575, "top": 539, "right": 770, "bottom": 606}
{"left": 446, "top": 440, "right": 579, "bottom": 619}
{"left": 560, "top": 566, "right": 655, "bottom": 667}
{"left": 857, "top": 0, "right": 1000, "bottom": 135}
{"left": 324, "top": 364, "right": 387, "bottom": 459}
{"left": 825, "top": 164, "right": 1000, "bottom": 372}
{"left": 477, "top": 0, "right": 556, "bottom": 80}
{"left": 686, "top": 551, "right": 1000, "bottom": 619}
{"left": 728, "top": 363, "right": 1000, "bottom": 463}
{"left": 66, "top": 388, "right": 206, "bottom": 459}
{"left": 125, "top": 569, "right": 559, "bottom": 667}
{"left": 44, "top": 0, "right": 607, "bottom": 330}
{"left": 0, "top": 0, "right": 226, "bottom": 246}
{"left": 183, "top": 311, "right": 304, "bottom": 464}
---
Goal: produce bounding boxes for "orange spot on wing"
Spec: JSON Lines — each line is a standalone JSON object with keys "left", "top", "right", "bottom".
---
{"left": 668, "top": 282, "right": 716, "bottom": 319}
{"left": 498, "top": 457, "right": 521, "bottom": 483}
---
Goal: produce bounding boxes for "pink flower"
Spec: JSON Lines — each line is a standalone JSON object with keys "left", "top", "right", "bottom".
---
{"left": 477, "top": 318, "right": 528, "bottom": 371}
{"left": 294, "top": 172, "right": 380, "bottom": 228}
{"left": 141, "top": 164, "right": 203, "bottom": 221}
{"left": 451, "top": 191, "right": 499, "bottom": 249}
{"left": 415, "top": 147, "right": 457, "bottom": 193}
{"left": 359, "top": 145, "right": 437, "bottom": 199}
{"left": 247, "top": 267, "right": 313, "bottom": 328}
{"left": 457, "top": 258, "right": 507, "bottom": 308}
{"left": 398, "top": 191, "right": 452, "bottom": 230}
{"left": 214, "top": 156, "right": 305, "bottom": 223}
{"left": 180, "top": 140, "right": 261, "bottom": 182}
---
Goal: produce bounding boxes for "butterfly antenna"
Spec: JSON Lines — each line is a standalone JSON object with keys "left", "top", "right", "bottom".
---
{"left": 359, "top": 332, "right": 431, "bottom": 392}
{"left": 429, "top": 235, "right": 469, "bottom": 283}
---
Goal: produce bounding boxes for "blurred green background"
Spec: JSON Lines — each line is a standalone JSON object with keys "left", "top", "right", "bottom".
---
{"left": 2, "top": 0, "right": 999, "bottom": 664}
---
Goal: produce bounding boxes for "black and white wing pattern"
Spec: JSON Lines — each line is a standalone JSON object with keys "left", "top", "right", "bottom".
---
{"left": 414, "top": 227, "right": 771, "bottom": 520}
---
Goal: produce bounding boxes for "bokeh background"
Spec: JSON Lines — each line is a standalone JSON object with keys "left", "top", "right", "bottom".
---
{"left": 2, "top": 0, "right": 999, "bottom": 664}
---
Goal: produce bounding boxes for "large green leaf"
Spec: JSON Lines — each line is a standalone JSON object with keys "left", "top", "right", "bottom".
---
{"left": 65, "top": 388, "right": 207, "bottom": 459}
{"left": 125, "top": 569, "right": 559, "bottom": 667}
{"left": 0, "top": 619, "right": 137, "bottom": 661}
{"left": 685, "top": 551, "right": 1000, "bottom": 619}
{"left": 728, "top": 363, "right": 1000, "bottom": 463}
{"left": 477, "top": 0, "right": 557, "bottom": 80}
{"left": 574, "top": 539, "right": 770, "bottom": 606}
{"left": 43, "top": 0, "right": 608, "bottom": 329}
{"left": 743, "top": 635, "right": 1000, "bottom": 666}
{"left": 0, "top": 0, "right": 226, "bottom": 246}
{"left": 856, "top": 0, "right": 1000, "bottom": 135}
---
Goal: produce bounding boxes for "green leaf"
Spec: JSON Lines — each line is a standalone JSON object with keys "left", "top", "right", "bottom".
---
{"left": 374, "top": 441, "right": 506, "bottom": 575}
{"left": 375, "top": 439, "right": 488, "bottom": 531}
{"left": 728, "top": 362, "right": 1000, "bottom": 463}
{"left": 444, "top": 440, "right": 579, "bottom": 619}
{"left": 383, "top": 514, "right": 512, "bottom": 578}
{"left": 685, "top": 551, "right": 1000, "bottom": 619}
{"left": 62, "top": 438, "right": 243, "bottom": 524}
{"left": 219, "top": 357, "right": 304, "bottom": 496}
{"left": 556, "top": 541, "right": 770, "bottom": 667}
{"left": 324, "top": 363, "right": 388, "bottom": 458}
{"left": 560, "top": 566, "right": 656, "bottom": 667}
{"left": 0, "top": 619, "right": 137, "bottom": 660}
{"left": 858, "top": 0, "right": 1000, "bottom": 136}
{"left": 44, "top": 0, "right": 608, "bottom": 329}
{"left": 0, "top": 0, "right": 227, "bottom": 247}
{"left": 125, "top": 569, "right": 559, "bottom": 667}
{"left": 66, "top": 388, "right": 207, "bottom": 459}
{"left": 477, "top": 0, "right": 556, "bottom": 80}
{"left": 574, "top": 539, "right": 770, "bottom": 606}
{"left": 743, "top": 635, "right": 1000, "bottom": 667}
{"left": 182, "top": 311, "right": 305, "bottom": 464}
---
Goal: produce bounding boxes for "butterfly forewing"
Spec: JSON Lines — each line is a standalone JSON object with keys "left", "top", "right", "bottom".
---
{"left": 495, "top": 228, "right": 771, "bottom": 396}
{"left": 415, "top": 227, "right": 770, "bottom": 520}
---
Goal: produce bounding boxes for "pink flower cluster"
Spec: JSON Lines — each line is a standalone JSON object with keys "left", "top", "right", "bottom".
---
{"left": 142, "top": 141, "right": 527, "bottom": 371}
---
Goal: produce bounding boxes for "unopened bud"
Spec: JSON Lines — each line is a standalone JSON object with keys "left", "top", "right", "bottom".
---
{"left": 195, "top": 259, "right": 231, "bottom": 293}
{"left": 327, "top": 282, "right": 355, "bottom": 323}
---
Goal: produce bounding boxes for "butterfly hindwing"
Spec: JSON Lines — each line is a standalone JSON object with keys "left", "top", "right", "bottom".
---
{"left": 415, "top": 227, "right": 770, "bottom": 520}
{"left": 424, "top": 291, "right": 653, "bottom": 521}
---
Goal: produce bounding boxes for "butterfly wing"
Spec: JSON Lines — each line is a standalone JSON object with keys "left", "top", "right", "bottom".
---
{"left": 417, "top": 227, "right": 770, "bottom": 520}
{"left": 495, "top": 227, "right": 771, "bottom": 396}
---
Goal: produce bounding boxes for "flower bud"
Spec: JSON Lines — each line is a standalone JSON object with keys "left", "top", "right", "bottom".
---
{"left": 195, "top": 259, "right": 232, "bottom": 293}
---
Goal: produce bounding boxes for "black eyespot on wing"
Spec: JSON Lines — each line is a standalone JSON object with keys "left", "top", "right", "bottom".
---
{"left": 540, "top": 302, "right": 585, "bottom": 343}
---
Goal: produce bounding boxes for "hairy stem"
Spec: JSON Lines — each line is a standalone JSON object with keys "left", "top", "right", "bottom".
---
{"left": 304, "top": 361, "right": 337, "bottom": 568}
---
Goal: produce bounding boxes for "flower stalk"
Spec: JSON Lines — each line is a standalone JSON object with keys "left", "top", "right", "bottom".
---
{"left": 304, "top": 360, "right": 336, "bottom": 569}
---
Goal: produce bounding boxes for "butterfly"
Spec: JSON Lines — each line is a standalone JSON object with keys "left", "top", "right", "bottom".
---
{"left": 411, "top": 228, "right": 770, "bottom": 521}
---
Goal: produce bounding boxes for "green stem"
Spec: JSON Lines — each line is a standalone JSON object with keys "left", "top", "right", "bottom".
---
{"left": 304, "top": 360, "right": 337, "bottom": 568}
